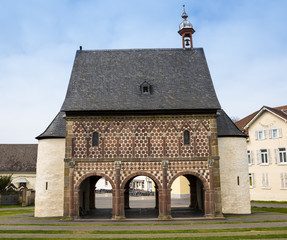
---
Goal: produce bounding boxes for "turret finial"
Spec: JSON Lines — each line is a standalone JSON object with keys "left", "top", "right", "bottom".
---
{"left": 182, "top": 5, "right": 188, "bottom": 20}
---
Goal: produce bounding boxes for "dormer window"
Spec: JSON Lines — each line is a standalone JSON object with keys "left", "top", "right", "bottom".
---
{"left": 140, "top": 81, "right": 151, "bottom": 95}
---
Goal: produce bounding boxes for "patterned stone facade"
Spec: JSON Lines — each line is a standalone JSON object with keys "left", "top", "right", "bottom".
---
{"left": 64, "top": 114, "right": 221, "bottom": 219}
{"left": 71, "top": 116, "right": 211, "bottom": 159}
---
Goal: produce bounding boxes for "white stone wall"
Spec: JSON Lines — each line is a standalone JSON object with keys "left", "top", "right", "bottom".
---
{"left": 247, "top": 111, "right": 287, "bottom": 201}
{"left": 218, "top": 137, "right": 251, "bottom": 214}
{"left": 34, "top": 139, "right": 65, "bottom": 217}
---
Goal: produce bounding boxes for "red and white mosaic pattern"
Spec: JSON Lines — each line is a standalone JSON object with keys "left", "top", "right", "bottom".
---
{"left": 73, "top": 160, "right": 210, "bottom": 188}
{"left": 74, "top": 162, "right": 116, "bottom": 184}
{"left": 168, "top": 161, "right": 210, "bottom": 183}
{"left": 71, "top": 117, "right": 211, "bottom": 159}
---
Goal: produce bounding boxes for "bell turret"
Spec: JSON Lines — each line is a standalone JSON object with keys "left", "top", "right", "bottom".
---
{"left": 178, "top": 5, "right": 195, "bottom": 49}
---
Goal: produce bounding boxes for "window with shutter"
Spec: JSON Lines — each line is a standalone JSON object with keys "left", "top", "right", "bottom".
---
{"left": 260, "top": 149, "right": 269, "bottom": 164}
{"left": 257, "top": 130, "right": 265, "bottom": 140}
{"left": 262, "top": 173, "right": 270, "bottom": 189}
{"left": 247, "top": 150, "right": 252, "bottom": 165}
{"left": 249, "top": 173, "right": 254, "bottom": 188}
{"left": 279, "top": 148, "right": 287, "bottom": 164}
{"left": 280, "top": 173, "right": 287, "bottom": 189}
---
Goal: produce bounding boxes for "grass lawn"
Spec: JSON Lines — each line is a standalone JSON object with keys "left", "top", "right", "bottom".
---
{"left": 251, "top": 200, "right": 287, "bottom": 205}
{"left": 0, "top": 204, "right": 33, "bottom": 208}
{"left": 0, "top": 206, "right": 286, "bottom": 239}
{"left": 0, "top": 208, "right": 34, "bottom": 217}
{"left": 251, "top": 206, "right": 287, "bottom": 214}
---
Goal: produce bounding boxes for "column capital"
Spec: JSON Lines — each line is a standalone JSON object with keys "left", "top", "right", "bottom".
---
{"left": 115, "top": 161, "right": 122, "bottom": 169}
{"left": 69, "top": 161, "right": 76, "bottom": 168}
{"left": 208, "top": 159, "right": 214, "bottom": 167}
{"left": 161, "top": 160, "right": 169, "bottom": 168}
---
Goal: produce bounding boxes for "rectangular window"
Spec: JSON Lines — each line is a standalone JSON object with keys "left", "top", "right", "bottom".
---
{"left": 257, "top": 130, "right": 265, "bottom": 140}
{"left": 280, "top": 173, "right": 287, "bottom": 189}
{"left": 279, "top": 148, "right": 287, "bottom": 163}
{"left": 261, "top": 173, "right": 270, "bottom": 189}
{"left": 269, "top": 128, "right": 282, "bottom": 139}
{"left": 260, "top": 149, "right": 269, "bottom": 164}
{"left": 272, "top": 129, "right": 278, "bottom": 138}
{"left": 249, "top": 173, "right": 254, "bottom": 188}
{"left": 184, "top": 130, "right": 190, "bottom": 145}
{"left": 247, "top": 150, "right": 252, "bottom": 165}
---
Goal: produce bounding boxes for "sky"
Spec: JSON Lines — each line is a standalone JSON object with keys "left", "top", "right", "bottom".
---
{"left": 0, "top": 0, "right": 286, "bottom": 144}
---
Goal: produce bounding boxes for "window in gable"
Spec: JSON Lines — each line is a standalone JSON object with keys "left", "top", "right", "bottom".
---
{"left": 92, "top": 132, "right": 99, "bottom": 147}
{"left": 256, "top": 130, "right": 266, "bottom": 140}
{"left": 269, "top": 128, "right": 282, "bottom": 139}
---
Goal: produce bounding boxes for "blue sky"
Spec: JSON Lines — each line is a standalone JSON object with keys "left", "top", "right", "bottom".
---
{"left": 0, "top": 0, "right": 286, "bottom": 143}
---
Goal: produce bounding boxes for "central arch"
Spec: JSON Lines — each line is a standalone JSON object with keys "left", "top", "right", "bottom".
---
{"left": 121, "top": 172, "right": 162, "bottom": 219}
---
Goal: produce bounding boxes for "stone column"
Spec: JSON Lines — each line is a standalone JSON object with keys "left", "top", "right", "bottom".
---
{"left": 68, "top": 161, "right": 75, "bottom": 218}
{"left": 158, "top": 160, "right": 171, "bottom": 220}
{"left": 205, "top": 159, "right": 215, "bottom": 217}
{"left": 113, "top": 161, "right": 124, "bottom": 219}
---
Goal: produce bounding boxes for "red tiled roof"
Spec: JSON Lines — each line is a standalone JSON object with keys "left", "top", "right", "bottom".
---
{"left": 235, "top": 105, "right": 287, "bottom": 132}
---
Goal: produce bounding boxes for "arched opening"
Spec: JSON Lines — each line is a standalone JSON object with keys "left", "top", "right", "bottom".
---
{"left": 170, "top": 174, "right": 205, "bottom": 218}
{"left": 77, "top": 174, "right": 114, "bottom": 219}
{"left": 122, "top": 174, "right": 160, "bottom": 219}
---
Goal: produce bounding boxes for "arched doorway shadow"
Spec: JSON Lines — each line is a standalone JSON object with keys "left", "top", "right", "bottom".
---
{"left": 121, "top": 172, "right": 162, "bottom": 219}
{"left": 75, "top": 172, "right": 115, "bottom": 219}
{"left": 168, "top": 172, "right": 208, "bottom": 218}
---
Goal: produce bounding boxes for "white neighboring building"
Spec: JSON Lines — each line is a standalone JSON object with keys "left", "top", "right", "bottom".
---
{"left": 96, "top": 178, "right": 112, "bottom": 191}
{"left": 236, "top": 105, "right": 287, "bottom": 201}
{"left": 0, "top": 144, "right": 37, "bottom": 191}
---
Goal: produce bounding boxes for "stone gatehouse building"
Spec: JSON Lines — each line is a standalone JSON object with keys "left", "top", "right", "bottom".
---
{"left": 35, "top": 10, "right": 250, "bottom": 219}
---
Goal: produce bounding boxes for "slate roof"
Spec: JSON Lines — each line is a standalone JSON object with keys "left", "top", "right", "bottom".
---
{"left": 0, "top": 144, "right": 37, "bottom": 172}
{"left": 61, "top": 48, "right": 221, "bottom": 112}
{"left": 217, "top": 110, "right": 246, "bottom": 138}
{"left": 36, "top": 111, "right": 66, "bottom": 140}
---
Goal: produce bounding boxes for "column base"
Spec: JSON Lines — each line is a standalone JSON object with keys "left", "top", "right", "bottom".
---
{"left": 112, "top": 216, "right": 126, "bottom": 220}
{"left": 158, "top": 215, "right": 172, "bottom": 220}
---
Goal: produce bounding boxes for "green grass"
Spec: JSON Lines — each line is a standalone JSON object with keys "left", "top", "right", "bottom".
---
{"left": 251, "top": 200, "right": 287, "bottom": 204}
{"left": 0, "top": 204, "right": 33, "bottom": 208}
{"left": 1, "top": 236, "right": 287, "bottom": 240}
{"left": 0, "top": 226, "right": 286, "bottom": 235}
{"left": 251, "top": 206, "right": 287, "bottom": 214}
{"left": 0, "top": 208, "right": 34, "bottom": 217}
{"left": 1, "top": 219, "right": 287, "bottom": 227}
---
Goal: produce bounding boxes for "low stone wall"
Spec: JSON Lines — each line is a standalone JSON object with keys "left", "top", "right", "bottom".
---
{"left": 0, "top": 189, "right": 35, "bottom": 206}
